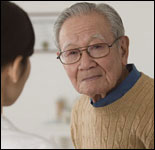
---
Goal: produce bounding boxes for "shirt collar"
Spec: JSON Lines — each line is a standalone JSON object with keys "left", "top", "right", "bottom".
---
{"left": 90, "top": 64, "right": 141, "bottom": 107}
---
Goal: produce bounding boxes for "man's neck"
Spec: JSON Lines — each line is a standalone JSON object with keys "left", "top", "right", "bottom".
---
{"left": 92, "top": 67, "right": 129, "bottom": 103}
{"left": 117, "top": 67, "right": 129, "bottom": 87}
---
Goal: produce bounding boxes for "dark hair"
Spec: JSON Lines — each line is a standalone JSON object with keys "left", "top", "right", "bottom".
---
{"left": 1, "top": 1, "right": 35, "bottom": 69}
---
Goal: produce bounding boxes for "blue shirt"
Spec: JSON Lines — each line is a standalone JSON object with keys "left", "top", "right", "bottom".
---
{"left": 90, "top": 64, "right": 141, "bottom": 107}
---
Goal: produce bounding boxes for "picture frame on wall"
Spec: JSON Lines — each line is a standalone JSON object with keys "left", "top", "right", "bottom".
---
{"left": 29, "top": 12, "right": 59, "bottom": 53}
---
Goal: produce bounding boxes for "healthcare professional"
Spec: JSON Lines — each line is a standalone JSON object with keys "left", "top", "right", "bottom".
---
{"left": 1, "top": 1, "right": 55, "bottom": 149}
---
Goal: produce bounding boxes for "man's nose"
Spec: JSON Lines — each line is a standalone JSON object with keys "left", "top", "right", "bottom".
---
{"left": 78, "top": 51, "right": 97, "bottom": 70}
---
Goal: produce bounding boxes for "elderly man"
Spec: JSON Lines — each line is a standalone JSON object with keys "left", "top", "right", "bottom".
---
{"left": 54, "top": 2, "right": 154, "bottom": 149}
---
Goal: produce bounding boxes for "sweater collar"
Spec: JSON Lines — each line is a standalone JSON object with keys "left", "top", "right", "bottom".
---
{"left": 90, "top": 64, "right": 141, "bottom": 107}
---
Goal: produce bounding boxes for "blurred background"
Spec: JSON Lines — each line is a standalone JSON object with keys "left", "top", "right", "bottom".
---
{"left": 4, "top": 1, "right": 154, "bottom": 149}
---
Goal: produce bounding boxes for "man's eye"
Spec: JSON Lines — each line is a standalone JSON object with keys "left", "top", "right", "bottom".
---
{"left": 70, "top": 51, "right": 78, "bottom": 55}
{"left": 93, "top": 44, "right": 104, "bottom": 49}
{"left": 65, "top": 50, "right": 79, "bottom": 57}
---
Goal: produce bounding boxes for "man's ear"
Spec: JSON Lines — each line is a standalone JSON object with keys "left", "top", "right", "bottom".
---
{"left": 57, "top": 51, "right": 60, "bottom": 56}
{"left": 8, "top": 56, "right": 23, "bottom": 83}
{"left": 119, "top": 36, "right": 129, "bottom": 65}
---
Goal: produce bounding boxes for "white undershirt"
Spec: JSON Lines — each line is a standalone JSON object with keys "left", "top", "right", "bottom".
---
{"left": 1, "top": 115, "right": 54, "bottom": 149}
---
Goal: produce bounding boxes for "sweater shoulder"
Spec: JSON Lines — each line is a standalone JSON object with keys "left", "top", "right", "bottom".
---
{"left": 141, "top": 73, "right": 154, "bottom": 86}
{"left": 72, "top": 95, "right": 90, "bottom": 112}
{"left": 134, "top": 73, "right": 154, "bottom": 103}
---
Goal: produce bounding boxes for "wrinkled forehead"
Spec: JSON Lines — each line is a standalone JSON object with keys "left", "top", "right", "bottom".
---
{"left": 61, "top": 33, "right": 106, "bottom": 51}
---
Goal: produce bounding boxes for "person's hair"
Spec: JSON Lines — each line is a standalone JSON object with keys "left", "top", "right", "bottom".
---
{"left": 1, "top": 1, "right": 35, "bottom": 70}
{"left": 54, "top": 2, "right": 125, "bottom": 49}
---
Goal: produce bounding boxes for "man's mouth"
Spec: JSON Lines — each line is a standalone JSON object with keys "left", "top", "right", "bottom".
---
{"left": 82, "top": 75, "right": 102, "bottom": 82}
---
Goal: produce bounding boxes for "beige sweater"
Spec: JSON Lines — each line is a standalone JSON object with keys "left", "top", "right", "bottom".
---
{"left": 71, "top": 73, "right": 154, "bottom": 149}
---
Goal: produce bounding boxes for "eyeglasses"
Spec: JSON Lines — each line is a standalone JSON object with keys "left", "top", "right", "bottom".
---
{"left": 57, "top": 36, "right": 121, "bottom": 65}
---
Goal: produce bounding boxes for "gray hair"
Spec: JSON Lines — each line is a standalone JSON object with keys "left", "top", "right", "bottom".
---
{"left": 54, "top": 2, "right": 125, "bottom": 49}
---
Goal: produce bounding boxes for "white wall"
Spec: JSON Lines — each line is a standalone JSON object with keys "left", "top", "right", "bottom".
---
{"left": 4, "top": 1, "right": 154, "bottom": 142}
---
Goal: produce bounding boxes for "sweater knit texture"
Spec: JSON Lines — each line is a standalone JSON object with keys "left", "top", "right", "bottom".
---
{"left": 71, "top": 73, "right": 154, "bottom": 149}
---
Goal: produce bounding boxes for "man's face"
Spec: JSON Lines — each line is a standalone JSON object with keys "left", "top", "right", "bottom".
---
{"left": 59, "top": 12, "right": 128, "bottom": 99}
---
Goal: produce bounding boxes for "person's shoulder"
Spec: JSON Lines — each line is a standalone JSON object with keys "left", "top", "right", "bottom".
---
{"left": 141, "top": 72, "right": 154, "bottom": 86}
{"left": 19, "top": 132, "right": 54, "bottom": 149}
{"left": 1, "top": 129, "right": 54, "bottom": 149}
{"left": 139, "top": 73, "right": 154, "bottom": 100}
{"left": 74, "top": 94, "right": 89, "bottom": 105}
{"left": 72, "top": 95, "right": 90, "bottom": 111}
{"left": 137, "top": 73, "right": 154, "bottom": 113}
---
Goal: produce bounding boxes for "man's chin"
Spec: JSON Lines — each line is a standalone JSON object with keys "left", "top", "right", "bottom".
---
{"left": 79, "top": 89, "right": 99, "bottom": 98}
{"left": 78, "top": 86, "right": 107, "bottom": 99}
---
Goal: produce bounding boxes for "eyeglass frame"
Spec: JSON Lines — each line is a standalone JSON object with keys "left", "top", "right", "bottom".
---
{"left": 57, "top": 36, "right": 122, "bottom": 65}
